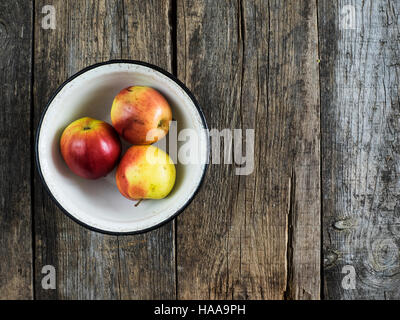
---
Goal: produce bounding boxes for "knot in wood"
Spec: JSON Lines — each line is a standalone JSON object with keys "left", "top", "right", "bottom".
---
{"left": 324, "top": 249, "right": 339, "bottom": 268}
{"left": 333, "top": 218, "right": 355, "bottom": 230}
{"left": 370, "top": 238, "right": 399, "bottom": 272}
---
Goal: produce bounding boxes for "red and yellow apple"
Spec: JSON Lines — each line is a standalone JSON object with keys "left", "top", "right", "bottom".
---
{"left": 60, "top": 117, "right": 121, "bottom": 179}
{"left": 111, "top": 86, "right": 172, "bottom": 145}
{"left": 116, "top": 145, "right": 176, "bottom": 200}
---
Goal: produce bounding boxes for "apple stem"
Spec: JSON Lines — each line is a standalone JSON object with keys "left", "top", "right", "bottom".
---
{"left": 134, "top": 199, "right": 143, "bottom": 207}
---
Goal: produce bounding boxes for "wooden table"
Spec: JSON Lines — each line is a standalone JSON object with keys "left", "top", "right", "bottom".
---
{"left": 0, "top": 0, "right": 399, "bottom": 300}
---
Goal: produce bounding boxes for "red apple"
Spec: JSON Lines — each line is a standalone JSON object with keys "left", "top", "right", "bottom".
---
{"left": 60, "top": 117, "right": 121, "bottom": 179}
{"left": 111, "top": 86, "right": 172, "bottom": 145}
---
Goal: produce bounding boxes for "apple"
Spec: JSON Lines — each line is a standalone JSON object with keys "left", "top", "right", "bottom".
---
{"left": 111, "top": 86, "right": 172, "bottom": 145}
{"left": 116, "top": 145, "right": 176, "bottom": 200}
{"left": 60, "top": 117, "right": 121, "bottom": 179}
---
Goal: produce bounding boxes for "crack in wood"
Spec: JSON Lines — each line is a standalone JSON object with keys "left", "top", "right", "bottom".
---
{"left": 284, "top": 168, "right": 295, "bottom": 300}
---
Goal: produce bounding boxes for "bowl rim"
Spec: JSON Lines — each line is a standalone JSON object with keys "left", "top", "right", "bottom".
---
{"left": 35, "top": 59, "right": 210, "bottom": 235}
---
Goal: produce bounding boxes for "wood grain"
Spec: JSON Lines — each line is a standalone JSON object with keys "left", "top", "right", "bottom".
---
{"left": 176, "top": 0, "right": 244, "bottom": 299}
{"left": 34, "top": 0, "right": 122, "bottom": 300}
{"left": 34, "top": 0, "right": 175, "bottom": 299}
{"left": 0, "top": 0, "right": 33, "bottom": 300}
{"left": 176, "top": 0, "right": 320, "bottom": 299}
{"left": 5, "top": 0, "right": 400, "bottom": 300}
{"left": 319, "top": 0, "right": 400, "bottom": 299}
{"left": 268, "top": 0, "right": 321, "bottom": 300}
{"left": 117, "top": 0, "right": 176, "bottom": 300}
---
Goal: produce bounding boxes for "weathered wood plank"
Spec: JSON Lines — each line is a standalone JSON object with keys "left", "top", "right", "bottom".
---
{"left": 0, "top": 0, "right": 33, "bottom": 300}
{"left": 266, "top": 0, "right": 321, "bottom": 300}
{"left": 34, "top": 0, "right": 176, "bottom": 300}
{"left": 176, "top": 0, "right": 320, "bottom": 299}
{"left": 176, "top": 0, "right": 248, "bottom": 299}
{"left": 117, "top": 0, "right": 176, "bottom": 300}
{"left": 34, "top": 0, "right": 123, "bottom": 299}
{"left": 319, "top": 0, "right": 400, "bottom": 299}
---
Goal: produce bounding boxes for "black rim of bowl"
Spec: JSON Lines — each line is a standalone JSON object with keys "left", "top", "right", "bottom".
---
{"left": 35, "top": 59, "right": 210, "bottom": 235}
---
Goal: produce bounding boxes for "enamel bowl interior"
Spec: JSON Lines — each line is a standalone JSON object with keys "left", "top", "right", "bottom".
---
{"left": 37, "top": 62, "right": 208, "bottom": 234}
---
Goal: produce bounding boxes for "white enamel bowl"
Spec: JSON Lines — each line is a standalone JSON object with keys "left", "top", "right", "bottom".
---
{"left": 36, "top": 60, "right": 209, "bottom": 234}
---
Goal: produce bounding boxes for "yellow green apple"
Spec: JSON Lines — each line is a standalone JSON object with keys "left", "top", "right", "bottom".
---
{"left": 116, "top": 145, "right": 176, "bottom": 200}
